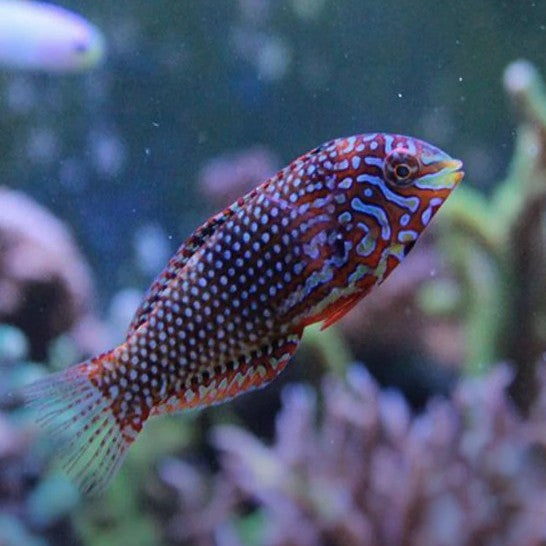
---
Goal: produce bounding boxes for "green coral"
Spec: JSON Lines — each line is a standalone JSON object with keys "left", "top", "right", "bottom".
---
{"left": 429, "top": 60, "right": 546, "bottom": 407}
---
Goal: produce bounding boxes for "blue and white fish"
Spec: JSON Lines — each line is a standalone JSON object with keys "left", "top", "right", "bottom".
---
{"left": 0, "top": 0, "right": 105, "bottom": 72}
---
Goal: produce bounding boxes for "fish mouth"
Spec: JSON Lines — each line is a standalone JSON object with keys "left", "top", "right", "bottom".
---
{"left": 415, "top": 157, "right": 464, "bottom": 190}
{"left": 441, "top": 158, "right": 464, "bottom": 186}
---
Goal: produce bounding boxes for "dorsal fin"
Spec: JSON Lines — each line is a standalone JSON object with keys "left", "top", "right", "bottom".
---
{"left": 127, "top": 203, "right": 241, "bottom": 337}
{"left": 126, "top": 143, "right": 336, "bottom": 338}
{"left": 126, "top": 145, "right": 333, "bottom": 339}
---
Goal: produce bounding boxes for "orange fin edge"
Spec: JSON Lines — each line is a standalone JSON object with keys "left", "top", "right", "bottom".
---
{"left": 298, "top": 292, "right": 363, "bottom": 331}
{"left": 151, "top": 331, "right": 303, "bottom": 416}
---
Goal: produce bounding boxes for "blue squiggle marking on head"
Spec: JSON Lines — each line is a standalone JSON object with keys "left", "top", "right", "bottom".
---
{"left": 398, "top": 230, "right": 418, "bottom": 242}
{"left": 364, "top": 157, "right": 383, "bottom": 168}
{"left": 351, "top": 197, "right": 391, "bottom": 240}
{"left": 356, "top": 174, "right": 420, "bottom": 212}
{"left": 384, "top": 135, "right": 394, "bottom": 154}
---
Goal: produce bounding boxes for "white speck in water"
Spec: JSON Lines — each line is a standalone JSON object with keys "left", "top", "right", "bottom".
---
{"left": 397, "top": 93, "right": 403, "bottom": 98}
{"left": 458, "top": 76, "right": 463, "bottom": 82}
{"left": 145, "top": 147, "right": 151, "bottom": 156}
{"left": 152, "top": 122, "right": 160, "bottom": 127}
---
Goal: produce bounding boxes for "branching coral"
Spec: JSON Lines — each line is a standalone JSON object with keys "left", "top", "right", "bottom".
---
{"left": 434, "top": 61, "right": 546, "bottom": 410}
{"left": 164, "top": 364, "right": 546, "bottom": 546}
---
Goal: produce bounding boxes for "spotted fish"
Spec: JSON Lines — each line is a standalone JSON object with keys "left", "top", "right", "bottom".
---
{"left": 23, "top": 133, "right": 463, "bottom": 494}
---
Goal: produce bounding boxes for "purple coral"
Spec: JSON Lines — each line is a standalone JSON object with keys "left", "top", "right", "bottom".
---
{"left": 164, "top": 364, "right": 546, "bottom": 546}
{"left": 0, "top": 187, "right": 104, "bottom": 359}
{"left": 198, "top": 147, "right": 279, "bottom": 208}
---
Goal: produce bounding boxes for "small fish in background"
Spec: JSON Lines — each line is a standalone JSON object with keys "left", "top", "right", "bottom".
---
{"left": 23, "top": 133, "right": 463, "bottom": 494}
{"left": 0, "top": 0, "right": 105, "bottom": 72}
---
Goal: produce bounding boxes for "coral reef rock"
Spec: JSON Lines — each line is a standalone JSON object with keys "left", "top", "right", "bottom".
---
{"left": 0, "top": 187, "right": 96, "bottom": 359}
{"left": 198, "top": 146, "right": 279, "bottom": 208}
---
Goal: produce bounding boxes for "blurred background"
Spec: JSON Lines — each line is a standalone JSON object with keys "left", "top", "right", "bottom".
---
{"left": 0, "top": 1, "right": 545, "bottom": 545}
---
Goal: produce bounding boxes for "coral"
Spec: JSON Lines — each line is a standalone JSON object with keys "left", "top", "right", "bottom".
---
{"left": 432, "top": 60, "right": 546, "bottom": 410}
{"left": 0, "top": 188, "right": 102, "bottom": 360}
{"left": 164, "top": 364, "right": 546, "bottom": 546}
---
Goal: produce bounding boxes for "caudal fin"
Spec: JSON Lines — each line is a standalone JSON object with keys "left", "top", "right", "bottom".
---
{"left": 23, "top": 357, "right": 137, "bottom": 495}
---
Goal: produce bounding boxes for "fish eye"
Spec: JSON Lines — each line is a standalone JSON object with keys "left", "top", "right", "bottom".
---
{"left": 395, "top": 164, "right": 411, "bottom": 179}
{"left": 73, "top": 42, "right": 89, "bottom": 54}
{"left": 384, "top": 148, "right": 420, "bottom": 187}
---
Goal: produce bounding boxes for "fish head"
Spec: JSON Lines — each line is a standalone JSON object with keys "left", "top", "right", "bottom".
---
{"left": 35, "top": 6, "right": 106, "bottom": 72}
{"left": 70, "top": 24, "right": 106, "bottom": 70}
{"left": 0, "top": 2, "right": 105, "bottom": 72}
{"left": 351, "top": 133, "right": 464, "bottom": 251}
{"left": 47, "top": 20, "right": 106, "bottom": 72}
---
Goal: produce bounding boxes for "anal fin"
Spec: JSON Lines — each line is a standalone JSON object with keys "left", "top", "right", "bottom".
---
{"left": 151, "top": 331, "right": 302, "bottom": 416}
